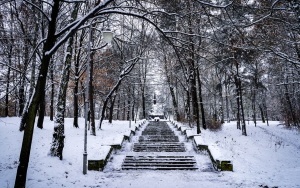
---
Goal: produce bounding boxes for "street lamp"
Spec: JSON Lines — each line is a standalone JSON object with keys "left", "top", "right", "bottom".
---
{"left": 83, "top": 21, "right": 113, "bottom": 175}
{"left": 102, "top": 29, "right": 113, "bottom": 43}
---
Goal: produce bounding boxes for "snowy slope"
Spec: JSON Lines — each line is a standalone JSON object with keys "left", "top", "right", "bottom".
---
{"left": 0, "top": 117, "right": 299, "bottom": 188}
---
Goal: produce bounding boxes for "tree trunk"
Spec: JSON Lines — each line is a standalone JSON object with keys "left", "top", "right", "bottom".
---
{"left": 15, "top": 2, "right": 60, "bottom": 187}
{"left": 88, "top": 33, "right": 96, "bottom": 134}
{"left": 234, "top": 76, "right": 241, "bottom": 130}
{"left": 142, "top": 87, "right": 146, "bottom": 119}
{"left": 18, "top": 74, "right": 26, "bottom": 117}
{"left": 73, "top": 76, "right": 79, "bottom": 128}
{"left": 218, "top": 82, "right": 224, "bottom": 123}
{"left": 5, "top": 63, "right": 11, "bottom": 117}
{"left": 259, "top": 104, "right": 265, "bottom": 123}
{"left": 50, "top": 60, "right": 54, "bottom": 121}
{"left": 108, "top": 95, "right": 116, "bottom": 123}
{"left": 163, "top": 55, "right": 180, "bottom": 121}
{"left": 50, "top": 35, "right": 74, "bottom": 159}
{"left": 50, "top": 3, "right": 78, "bottom": 158}
{"left": 252, "top": 90, "right": 257, "bottom": 126}
{"left": 123, "top": 100, "right": 126, "bottom": 120}
{"left": 284, "top": 84, "right": 297, "bottom": 126}
{"left": 99, "top": 85, "right": 120, "bottom": 129}
{"left": 238, "top": 78, "right": 247, "bottom": 136}
{"left": 116, "top": 98, "right": 120, "bottom": 120}
{"left": 37, "top": 93, "right": 45, "bottom": 129}
{"left": 197, "top": 68, "right": 206, "bottom": 130}
{"left": 127, "top": 99, "right": 131, "bottom": 120}
{"left": 73, "top": 30, "right": 84, "bottom": 128}
{"left": 189, "top": 61, "right": 200, "bottom": 134}
{"left": 225, "top": 82, "right": 230, "bottom": 123}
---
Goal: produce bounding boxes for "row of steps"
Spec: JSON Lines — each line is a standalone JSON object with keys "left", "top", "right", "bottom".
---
{"left": 121, "top": 121, "right": 198, "bottom": 170}
{"left": 133, "top": 142, "right": 186, "bottom": 152}
{"left": 141, "top": 131, "right": 175, "bottom": 135}
{"left": 139, "top": 135, "right": 179, "bottom": 142}
{"left": 122, "top": 156, "right": 198, "bottom": 170}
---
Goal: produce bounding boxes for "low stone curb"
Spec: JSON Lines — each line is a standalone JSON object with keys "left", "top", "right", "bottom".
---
{"left": 170, "top": 120, "right": 233, "bottom": 172}
{"left": 88, "top": 120, "right": 147, "bottom": 171}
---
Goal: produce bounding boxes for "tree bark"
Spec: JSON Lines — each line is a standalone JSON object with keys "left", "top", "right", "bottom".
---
{"left": 50, "top": 60, "right": 54, "bottom": 121}
{"left": 189, "top": 59, "right": 200, "bottom": 134}
{"left": 108, "top": 94, "right": 117, "bottom": 123}
{"left": 15, "top": 2, "right": 60, "bottom": 187}
{"left": 50, "top": 36, "right": 73, "bottom": 159}
{"left": 259, "top": 104, "right": 265, "bottom": 123}
{"left": 239, "top": 79, "right": 247, "bottom": 136}
{"left": 197, "top": 68, "right": 206, "bottom": 130}
{"left": 5, "top": 61, "right": 11, "bottom": 117}
{"left": 37, "top": 93, "right": 45, "bottom": 129}
{"left": 50, "top": 3, "right": 78, "bottom": 159}
{"left": 88, "top": 49, "right": 96, "bottom": 135}
{"left": 252, "top": 89, "right": 257, "bottom": 127}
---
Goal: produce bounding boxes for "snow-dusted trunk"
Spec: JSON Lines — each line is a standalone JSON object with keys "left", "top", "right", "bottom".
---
{"left": 73, "top": 32, "right": 84, "bottom": 128}
{"left": 50, "top": 3, "right": 78, "bottom": 158}
{"left": 50, "top": 36, "right": 73, "bottom": 159}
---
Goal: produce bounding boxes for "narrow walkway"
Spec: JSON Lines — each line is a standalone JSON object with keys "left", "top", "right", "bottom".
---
{"left": 121, "top": 121, "right": 198, "bottom": 170}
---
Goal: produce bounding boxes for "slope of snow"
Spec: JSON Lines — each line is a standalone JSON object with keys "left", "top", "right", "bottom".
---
{"left": 0, "top": 117, "right": 299, "bottom": 188}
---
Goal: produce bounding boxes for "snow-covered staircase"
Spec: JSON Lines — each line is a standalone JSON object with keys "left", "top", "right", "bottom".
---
{"left": 121, "top": 121, "right": 198, "bottom": 170}
{"left": 122, "top": 155, "right": 198, "bottom": 170}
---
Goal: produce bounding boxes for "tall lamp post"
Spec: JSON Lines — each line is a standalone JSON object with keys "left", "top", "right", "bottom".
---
{"left": 83, "top": 22, "right": 113, "bottom": 175}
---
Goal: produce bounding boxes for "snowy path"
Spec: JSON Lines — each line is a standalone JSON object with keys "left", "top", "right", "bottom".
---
{"left": 1, "top": 118, "right": 299, "bottom": 188}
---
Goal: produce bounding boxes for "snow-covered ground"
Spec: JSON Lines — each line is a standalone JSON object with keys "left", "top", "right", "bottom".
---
{"left": 0, "top": 117, "right": 299, "bottom": 188}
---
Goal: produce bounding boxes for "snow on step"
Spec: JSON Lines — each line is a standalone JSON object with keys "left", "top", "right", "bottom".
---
{"left": 122, "top": 156, "right": 198, "bottom": 170}
{"left": 139, "top": 135, "right": 179, "bottom": 142}
{"left": 133, "top": 142, "right": 186, "bottom": 152}
{"left": 121, "top": 121, "right": 198, "bottom": 171}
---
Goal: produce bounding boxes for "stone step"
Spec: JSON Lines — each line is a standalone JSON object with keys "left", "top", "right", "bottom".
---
{"left": 141, "top": 131, "right": 175, "bottom": 135}
{"left": 122, "top": 166, "right": 198, "bottom": 170}
{"left": 139, "top": 135, "right": 179, "bottom": 142}
{"left": 122, "top": 156, "right": 198, "bottom": 170}
{"left": 125, "top": 155, "right": 195, "bottom": 159}
{"left": 133, "top": 143, "right": 186, "bottom": 152}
